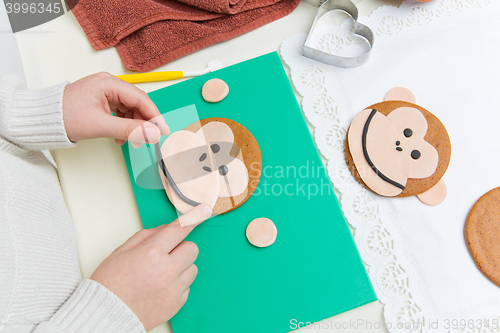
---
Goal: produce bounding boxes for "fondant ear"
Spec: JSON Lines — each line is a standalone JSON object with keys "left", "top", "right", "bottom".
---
{"left": 416, "top": 179, "right": 447, "bottom": 206}
{"left": 384, "top": 87, "right": 417, "bottom": 104}
{"left": 196, "top": 121, "right": 234, "bottom": 144}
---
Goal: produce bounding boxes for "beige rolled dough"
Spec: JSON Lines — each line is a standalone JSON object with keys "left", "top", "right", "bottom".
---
{"left": 202, "top": 79, "right": 229, "bottom": 103}
{"left": 246, "top": 218, "right": 277, "bottom": 248}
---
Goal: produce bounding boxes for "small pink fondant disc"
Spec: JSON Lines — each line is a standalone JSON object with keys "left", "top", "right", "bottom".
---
{"left": 246, "top": 218, "right": 277, "bottom": 248}
{"left": 202, "top": 79, "right": 229, "bottom": 103}
{"left": 384, "top": 87, "right": 416, "bottom": 104}
{"left": 417, "top": 179, "right": 447, "bottom": 206}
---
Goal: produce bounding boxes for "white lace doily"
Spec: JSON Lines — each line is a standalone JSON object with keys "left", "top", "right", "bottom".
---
{"left": 281, "top": 0, "right": 500, "bottom": 332}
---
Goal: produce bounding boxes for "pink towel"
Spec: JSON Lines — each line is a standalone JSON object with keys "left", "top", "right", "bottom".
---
{"left": 67, "top": 0, "right": 300, "bottom": 72}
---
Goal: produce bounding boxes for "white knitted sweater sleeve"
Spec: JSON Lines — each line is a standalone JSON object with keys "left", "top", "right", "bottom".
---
{"left": 0, "top": 74, "right": 75, "bottom": 150}
{"left": 33, "top": 280, "right": 146, "bottom": 333}
{"left": 0, "top": 75, "right": 146, "bottom": 333}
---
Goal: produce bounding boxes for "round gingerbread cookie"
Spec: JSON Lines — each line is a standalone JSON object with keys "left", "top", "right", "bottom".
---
{"left": 345, "top": 91, "right": 451, "bottom": 197}
{"left": 160, "top": 118, "right": 261, "bottom": 216}
{"left": 465, "top": 187, "right": 500, "bottom": 287}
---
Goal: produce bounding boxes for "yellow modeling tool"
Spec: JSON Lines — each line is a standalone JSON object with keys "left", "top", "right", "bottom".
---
{"left": 117, "top": 60, "right": 223, "bottom": 84}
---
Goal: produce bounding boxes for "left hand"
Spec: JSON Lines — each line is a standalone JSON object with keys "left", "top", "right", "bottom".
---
{"left": 62, "top": 72, "right": 169, "bottom": 146}
{"left": 90, "top": 204, "right": 213, "bottom": 331}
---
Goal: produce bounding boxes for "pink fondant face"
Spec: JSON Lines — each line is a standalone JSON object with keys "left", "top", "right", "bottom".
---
{"left": 159, "top": 121, "right": 249, "bottom": 213}
{"left": 348, "top": 106, "right": 438, "bottom": 197}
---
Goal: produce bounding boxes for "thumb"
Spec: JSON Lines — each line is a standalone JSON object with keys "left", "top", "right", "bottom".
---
{"left": 104, "top": 116, "right": 162, "bottom": 145}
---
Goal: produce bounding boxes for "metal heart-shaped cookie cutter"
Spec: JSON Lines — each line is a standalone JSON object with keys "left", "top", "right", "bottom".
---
{"left": 303, "top": 0, "right": 374, "bottom": 68}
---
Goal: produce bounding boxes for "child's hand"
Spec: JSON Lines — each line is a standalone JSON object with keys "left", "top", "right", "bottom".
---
{"left": 62, "top": 72, "right": 169, "bottom": 146}
{"left": 90, "top": 204, "right": 213, "bottom": 331}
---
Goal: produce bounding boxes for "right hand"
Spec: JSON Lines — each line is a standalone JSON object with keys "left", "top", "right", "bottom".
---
{"left": 90, "top": 204, "right": 213, "bottom": 331}
{"left": 62, "top": 72, "right": 170, "bottom": 146}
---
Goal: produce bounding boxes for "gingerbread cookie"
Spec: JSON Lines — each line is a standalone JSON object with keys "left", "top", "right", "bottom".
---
{"left": 345, "top": 87, "right": 451, "bottom": 204}
{"left": 465, "top": 187, "right": 500, "bottom": 287}
{"left": 159, "top": 118, "right": 261, "bottom": 215}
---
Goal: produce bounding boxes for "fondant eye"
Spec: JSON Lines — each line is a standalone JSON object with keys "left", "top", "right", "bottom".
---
{"left": 404, "top": 128, "right": 413, "bottom": 138}
{"left": 219, "top": 165, "right": 228, "bottom": 176}
{"left": 203, "top": 166, "right": 212, "bottom": 172}
{"left": 211, "top": 144, "right": 220, "bottom": 153}
{"left": 199, "top": 153, "right": 207, "bottom": 162}
{"left": 411, "top": 150, "right": 421, "bottom": 160}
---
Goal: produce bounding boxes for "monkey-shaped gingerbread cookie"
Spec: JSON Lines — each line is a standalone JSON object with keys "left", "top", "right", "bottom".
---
{"left": 159, "top": 118, "right": 262, "bottom": 215}
{"left": 345, "top": 87, "right": 451, "bottom": 205}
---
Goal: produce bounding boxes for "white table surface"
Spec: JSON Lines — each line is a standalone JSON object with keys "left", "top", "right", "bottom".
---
{"left": 14, "top": 1, "right": 404, "bottom": 332}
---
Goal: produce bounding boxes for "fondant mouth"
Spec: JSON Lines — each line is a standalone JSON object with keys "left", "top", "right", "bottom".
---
{"left": 362, "top": 109, "right": 406, "bottom": 191}
{"left": 155, "top": 141, "right": 201, "bottom": 207}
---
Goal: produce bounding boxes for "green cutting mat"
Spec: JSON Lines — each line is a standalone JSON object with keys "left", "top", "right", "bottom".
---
{"left": 122, "top": 52, "right": 377, "bottom": 333}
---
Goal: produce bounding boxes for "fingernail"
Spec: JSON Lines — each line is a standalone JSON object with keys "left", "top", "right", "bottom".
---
{"left": 153, "top": 119, "right": 169, "bottom": 136}
{"left": 201, "top": 204, "right": 213, "bottom": 217}
{"left": 144, "top": 125, "right": 160, "bottom": 143}
{"left": 131, "top": 141, "right": 143, "bottom": 149}
{"left": 161, "top": 119, "right": 170, "bottom": 136}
